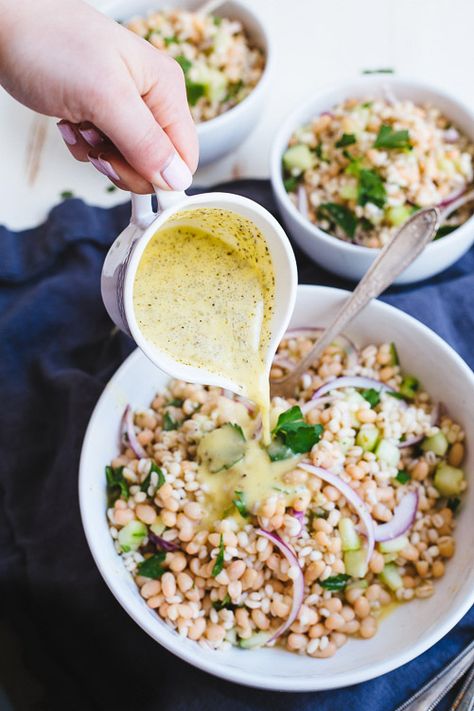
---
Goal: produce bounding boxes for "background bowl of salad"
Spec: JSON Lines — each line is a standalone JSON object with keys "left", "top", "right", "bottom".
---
{"left": 79, "top": 284, "right": 474, "bottom": 691}
{"left": 100, "top": 0, "right": 271, "bottom": 165}
{"left": 271, "top": 76, "right": 474, "bottom": 283}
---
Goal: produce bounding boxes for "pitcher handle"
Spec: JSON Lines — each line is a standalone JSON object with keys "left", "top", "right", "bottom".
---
{"left": 131, "top": 188, "right": 187, "bottom": 229}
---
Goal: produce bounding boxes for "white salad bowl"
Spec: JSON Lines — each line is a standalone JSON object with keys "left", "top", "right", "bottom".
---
{"left": 98, "top": 0, "right": 272, "bottom": 165}
{"left": 271, "top": 77, "right": 474, "bottom": 283}
{"left": 79, "top": 284, "right": 474, "bottom": 691}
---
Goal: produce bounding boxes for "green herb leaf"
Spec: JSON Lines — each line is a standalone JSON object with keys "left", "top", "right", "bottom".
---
{"left": 315, "top": 143, "right": 329, "bottom": 162}
{"left": 386, "top": 391, "right": 406, "bottom": 401}
{"left": 336, "top": 133, "right": 356, "bottom": 148}
{"left": 272, "top": 406, "right": 323, "bottom": 455}
{"left": 164, "top": 35, "right": 178, "bottom": 46}
{"left": 374, "top": 124, "right": 411, "bottom": 150}
{"left": 447, "top": 496, "right": 461, "bottom": 513}
{"left": 232, "top": 490, "right": 249, "bottom": 518}
{"left": 212, "top": 593, "right": 236, "bottom": 611}
{"left": 313, "top": 507, "right": 330, "bottom": 520}
{"left": 434, "top": 224, "right": 458, "bottom": 240}
{"left": 359, "top": 217, "right": 374, "bottom": 231}
{"left": 213, "top": 15, "right": 222, "bottom": 26}
{"left": 163, "top": 412, "right": 178, "bottom": 431}
{"left": 320, "top": 573, "right": 351, "bottom": 591}
{"left": 395, "top": 470, "right": 411, "bottom": 484}
{"left": 212, "top": 535, "right": 225, "bottom": 577}
{"left": 283, "top": 175, "right": 300, "bottom": 192}
{"left": 358, "top": 169, "right": 387, "bottom": 208}
{"left": 228, "top": 423, "right": 246, "bottom": 441}
{"left": 318, "top": 202, "right": 358, "bottom": 239}
{"left": 361, "top": 101, "right": 373, "bottom": 108}
{"left": 362, "top": 388, "right": 381, "bottom": 407}
{"left": 60, "top": 190, "right": 74, "bottom": 200}
{"left": 138, "top": 552, "right": 166, "bottom": 579}
{"left": 175, "top": 55, "right": 192, "bottom": 73}
{"left": 224, "top": 79, "right": 243, "bottom": 102}
{"left": 186, "top": 80, "right": 205, "bottom": 106}
{"left": 399, "top": 375, "right": 420, "bottom": 400}
{"left": 105, "top": 465, "right": 129, "bottom": 506}
{"left": 141, "top": 461, "right": 166, "bottom": 494}
{"left": 106, "top": 184, "right": 117, "bottom": 193}
{"left": 362, "top": 68, "right": 394, "bottom": 74}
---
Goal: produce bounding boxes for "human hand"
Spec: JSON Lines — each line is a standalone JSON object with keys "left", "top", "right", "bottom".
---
{"left": 0, "top": 0, "right": 198, "bottom": 192}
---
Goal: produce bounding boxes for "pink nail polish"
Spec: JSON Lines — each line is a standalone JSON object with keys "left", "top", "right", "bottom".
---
{"left": 89, "top": 154, "right": 120, "bottom": 182}
{"left": 161, "top": 153, "right": 193, "bottom": 191}
{"left": 57, "top": 121, "right": 77, "bottom": 145}
{"left": 79, "top": 127, "right": 103, "bottom": 147}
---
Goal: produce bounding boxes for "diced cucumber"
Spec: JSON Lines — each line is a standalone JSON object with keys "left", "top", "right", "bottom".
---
{"left": 378, "top": 535, "right": 409, "bottom": 553}
{"left": 434, "top": 463, "right": 464, "bottom": 496}
{"left": 197, "top": 423, "right": 246, "bottom": 473}
{"left": 340, "top": 183, "right": 358, "bottom": 201}
{"left": 239, "top": 632, "right": 271, "bottom": 649}
{"left": 282, "top": 144, "right": 314, "bottom": 173}
{"left": 382, "top": 552, "right": 398, "bottom": 563}
{"left": 345, "top": 579, "right": 369, "bottom": 592}
{"left": 399, "top": 375, "right": 420, "bottom": 400}
{"left": 386, "top": 205, "right": 412, "bottom": 227}
{"left": 118, "top": 520, "right": 147, "bottom": 552}
{"left": 346, "top": 391, "right": 369, "bottom": 427}
{"left": 267, "top": 437, "right": 293, "bottom": 462}
{"left": 422, "top": 431, "right": 449, "bottom": 457}
{"left": 379, "top": 563, "right": 403, "bottom": 591}
{"left": 339, "top": 517, "right": 361, "bottom": 552}
{"left": 191, "top": 65, "right": 227, "bottom": 103}
{"left": 344, "top": 549, "right": 367, "bottom": 578}
{"left": 375, "top": 439, "right": 400, "bottom": 467}
{"left": 356, "top": 424, "right": 379, "bottom": 452}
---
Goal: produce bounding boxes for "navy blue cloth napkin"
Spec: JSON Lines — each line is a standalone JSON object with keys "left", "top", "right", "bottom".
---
{"left": 0, "top": 180, "right": 472, "bottom": 711}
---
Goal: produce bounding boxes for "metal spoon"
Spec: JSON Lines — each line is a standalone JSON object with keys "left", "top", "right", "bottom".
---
{"left": 270, "top": 207, "right": 439, "bottom": 399}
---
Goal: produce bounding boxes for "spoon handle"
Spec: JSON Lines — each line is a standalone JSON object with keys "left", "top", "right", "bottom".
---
{"left": 271, "top": 207, "right": 438, "bottom": 397}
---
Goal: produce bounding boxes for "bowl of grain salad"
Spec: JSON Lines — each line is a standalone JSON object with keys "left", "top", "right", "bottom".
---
{"left": 100, "top": 0, "right": 270, "bottom": 165}
{"left": 79, "top": 285, "right": 474, "bottom": 691}
{"left": 271, "top": 77, "right": 474, "bottom": 283}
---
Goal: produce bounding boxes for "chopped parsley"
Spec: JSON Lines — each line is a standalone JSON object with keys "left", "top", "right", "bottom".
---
{"left": 224, "top": 80, "right": 243, "bottom": 102}
{"left": 386, "top": 391, "right": 406, "bottom": 401}
{"left": 232, "top": 490, "right": 249, "bottom": 518}
{"left": 60, "top": 190, "right": 74, "bottom": 200}
{"left": 212, "top": 535, "right": 225, "bottom": 577}
{"left": 399, "top": 375, "right": 420, "bottom": 400}
{"left": 175, "top": 55, "right": 192, "bottom": 74}
{"left": 374, "top": 124, "right": 412, "bottom": 150}
{"left": 283, "top": 175, "right": 300, "bottom": 192}
{"left": 271, "top": 406, "right": 323, "bottom": 455}
{"left": 361, "top": 388, "right": 381, "bottom": 407}
{"left": 318, "top": 202, "right": 358, "bottom": 239}
{"left": 447, "top": 496, "right": 461, "bottom": 513}
{"left": 163, "top": 412, "right": 178, "bottom": 431}
{"left": 389, "top": 342, "right": 399, "bottom": 366}
{"left": 164, "top": 35, "right": 179, "bottom": 46}
{"left": 105, "top": 465, "right": 128, "bottom": 506}
{"left": 106, "top": 184, "right": 117, "bottom": 193}
{"left": 358, "top": 169, "right": 387, "bottom": 208}
{"left": 395, "top": 470, "right": 411, "bottom": 485}
{"left": 312, "top": 506, "right": 329, "bottom": 520}
{"left": 141, "top": 461, "right": 165, "bottom": 494}
{"left": 212, "top": 593, "right": 236, "bottom": 611}
{"left": 167, "top": 398, "right": 184, "bottom": 407}
{"left": 320, "top": 573, "right": 351, "bottom": 591}
{"left": 336, "top": 133, "right": 356, "bottom": 148}
{"left": 186, "top": 81, "right": 205, "bottom": 106}
{"left": 434, "top": 224, "right": 458, "bottom": 240}
{"left": 138, "top": 552, "right": 166, "bottom": 579}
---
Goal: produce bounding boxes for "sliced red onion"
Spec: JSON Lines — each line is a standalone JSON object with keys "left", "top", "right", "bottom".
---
{"left": 382, "top": 83, "right": 397, "bottom": 106}
{"left": 300, "top": 396, "right": 335, "bottom": 415}
{"left": 374, "top": 491, "right": 418, "bottom": 542}
{"left": 298, "top": 463, "right": 375, "bottom": 565}
{"left": 312, "top": 376, "right": 395, "bottom": 400}
{"left": 273, "top": 354, "right": 297, "bottom": 370}
{"left": 437, "top": 186, "right": 466, "bottom": 210}
{"left": 430, "top": 402, "right": 440, "bottom": 426}
{"left": 148, "top": 530, "right": 180, "bottom": 552}
{"left": 252, "top": 415, "right": 262, "bottom": 440}
{"left": 288, "top": 508, "right": 305, "bottom": 535}
{"left": 297, "top": 184, "right": 308, "bottom": 218}
{"left": 444, "top": 127, "right": 460, "bottom": 143}
{"left": 398, "top": 434, "right": 423, "bottom": 449}
{"left": 256, "top": 529, "right": 304, "bottom": 643}
{"left": 121, "top": 405, "right": 147, "bottom": 459}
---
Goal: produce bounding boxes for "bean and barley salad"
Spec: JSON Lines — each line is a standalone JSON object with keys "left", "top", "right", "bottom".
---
{"left": 106, "top": 335, "right": 466, "bottom": 658}
{"left": 282, "top": 97, "right": 474, "bottom": 248}
{"left": 126, "top": 9, "right": 265, "bottom": 123}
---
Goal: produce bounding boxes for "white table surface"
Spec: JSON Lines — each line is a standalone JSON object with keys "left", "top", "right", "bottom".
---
{"left": 1, "top": 0, "right": 473, "bottom": 229}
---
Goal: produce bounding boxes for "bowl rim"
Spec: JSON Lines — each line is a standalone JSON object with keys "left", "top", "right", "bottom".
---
{"left": 270, "top": 75, "right": 474, "bottom": 257}
{"left": 98, "top": 0, "right": 273, "bottom": 137}
{"left": 79, "top": 284, "right": 474, "bottom": 691}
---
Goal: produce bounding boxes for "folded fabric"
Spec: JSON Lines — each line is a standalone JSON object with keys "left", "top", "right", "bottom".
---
{"left": 0, "top": 180, "right": 472, "bottom": 711}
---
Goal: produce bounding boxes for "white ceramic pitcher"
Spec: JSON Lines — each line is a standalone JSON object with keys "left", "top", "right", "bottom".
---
{"left": 101, "top": 189, "right": 298, "bottom": 398}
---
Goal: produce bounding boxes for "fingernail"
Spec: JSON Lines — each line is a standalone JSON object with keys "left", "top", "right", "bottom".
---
{"left": 57, "top": 121, "right": 77, "bottom": 145}
{"left": 79, "top": 126, "right": 103, "bottom": 147}
{"left": 88, "top": 153, "right": 120, "bottom": 182}
{"left": 160, "top": 153, "right": 193, "bottom": 191}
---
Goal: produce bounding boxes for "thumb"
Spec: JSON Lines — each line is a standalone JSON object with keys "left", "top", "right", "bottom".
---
{"left": 96, "top": 78, "right": 194, "bottom": 191}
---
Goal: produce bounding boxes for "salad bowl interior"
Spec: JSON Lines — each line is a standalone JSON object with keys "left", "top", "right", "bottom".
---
{"left": 79, "top": 285, "right": 474, "bottom": 691}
